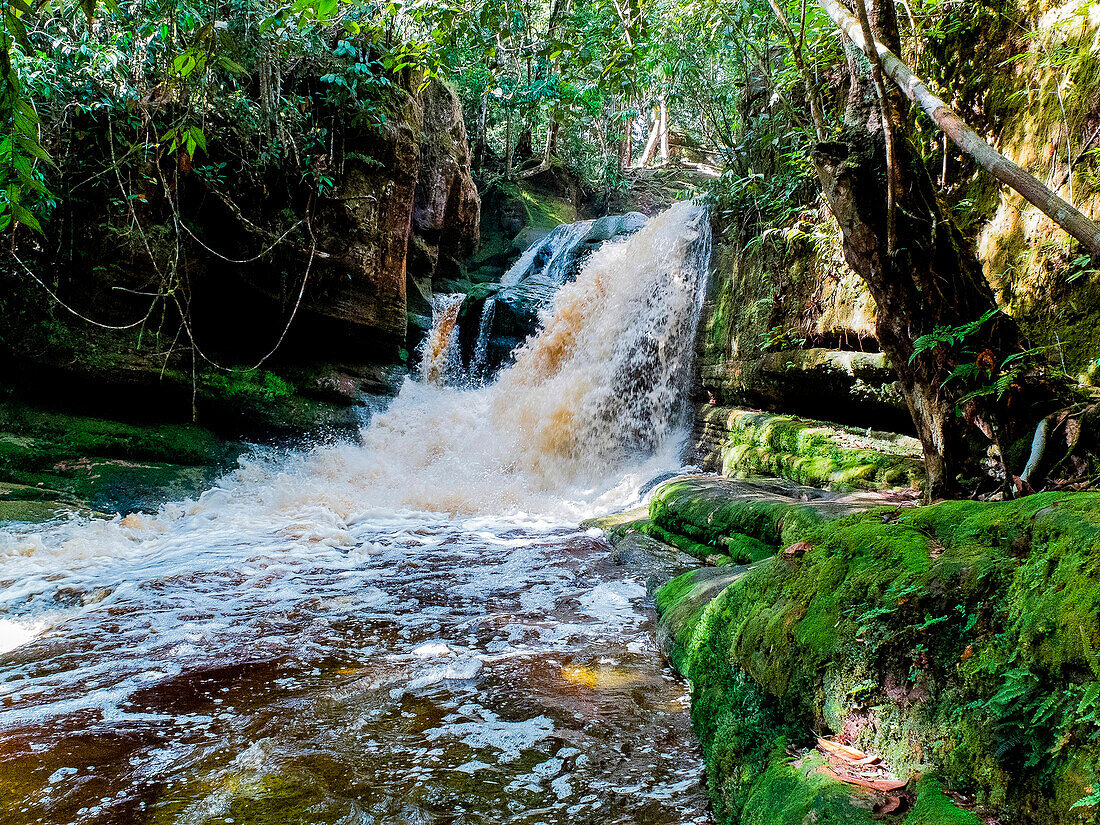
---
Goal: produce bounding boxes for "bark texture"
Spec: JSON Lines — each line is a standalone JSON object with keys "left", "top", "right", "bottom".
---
{"left": 813, "top": 0, "right": 1031, "bottom": 497}
{"left": 815, "top": 130, "right": 1024, "bottom": 496}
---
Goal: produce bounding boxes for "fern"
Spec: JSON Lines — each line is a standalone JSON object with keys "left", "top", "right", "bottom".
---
{"left": 910, "top": 308, "right": 1000, "bottom": 363}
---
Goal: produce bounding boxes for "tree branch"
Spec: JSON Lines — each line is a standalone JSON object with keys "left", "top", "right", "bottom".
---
{"left": 818, "top": 0, "right": 1100, "bottom": 257}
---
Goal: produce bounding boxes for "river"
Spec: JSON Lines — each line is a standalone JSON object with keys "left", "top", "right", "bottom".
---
{"left": 0, "top": 202, "right": 715, "bottom": 825}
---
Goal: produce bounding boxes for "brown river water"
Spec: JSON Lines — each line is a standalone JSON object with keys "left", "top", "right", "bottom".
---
{"left": 0, "top": 202, "right": 715, "bottom": 825}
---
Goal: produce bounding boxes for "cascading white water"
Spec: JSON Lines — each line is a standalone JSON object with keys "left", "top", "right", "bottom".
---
{"left": 469, "top": 297, "right": 497, "bottom": 383}
{"left": 4, "top": 201, "right": 710, "bottom": 531}
{"left": 342, "top": 199, "right": 711, "bottom": 513}
{"left": 499, "top": 220, "right": 595, "bottom": 288}
{"left": 0, "top": 201, "right": 715, "bottom": 825}
{"left": 420, "top": 293, "right": 466, "bottom": 386}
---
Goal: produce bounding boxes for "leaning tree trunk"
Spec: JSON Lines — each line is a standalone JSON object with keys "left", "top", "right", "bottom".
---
{"left": 815, "top": 131, "right": 1024, "bottom": 497}
{"left": 819, "top": 0, "right": 1100, "bottom": 256}
{"left": 813, "top": 0, "right": 1037, "bottom": 499}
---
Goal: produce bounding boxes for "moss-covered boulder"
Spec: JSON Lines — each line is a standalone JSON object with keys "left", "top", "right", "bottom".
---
{"left": 693, "top": 406, "right": 924, "bottom": 492}
{"left": 658, "top": 490, "right": 1100, "bottom": 825}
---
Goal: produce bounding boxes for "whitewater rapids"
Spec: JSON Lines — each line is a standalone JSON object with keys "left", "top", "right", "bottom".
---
{"left": 0, "top": 201, "right": 714, "bottom": 825}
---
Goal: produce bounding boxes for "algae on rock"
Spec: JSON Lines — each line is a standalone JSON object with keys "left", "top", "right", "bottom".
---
{"left": 657, "top": 489, "right": 1100, "bottom": 825}
{"left": 693, "top": 407, "right": 924, "bottom": 492}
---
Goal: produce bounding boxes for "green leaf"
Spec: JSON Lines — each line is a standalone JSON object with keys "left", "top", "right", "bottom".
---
{"left": 1073, "top": 784, "right": 1100, "bottom": 810}
{"left": 172, "top": 52, "right": 197, "bottom": 77}
{"left": 10, "top": 198, "right": 43, "bottom": 233}
{"left": 15, "top": 133, "right": 51, "bottom": 163}
{"left": 188, "top": 126, "right": 206, "bottom": 153}
{"left": 217, "top": 55, "right": 246, "bottom": 74}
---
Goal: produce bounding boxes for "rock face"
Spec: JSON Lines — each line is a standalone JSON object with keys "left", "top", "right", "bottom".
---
{"left": 318, "top": 78, "right": 481, "bottom": 338}
{"left": 695, "top": 217, "right": 905, "bottom": 432}
{"left": 407, "top": 81, "right": 482, "bottom": 314}
{"left": 692, "top": 405, "right": 923, "bottom": 491}
{"left": 0, "top": 75, "right": 480, "bottom": 434}
{"left": 699, "top": 348, "right": 909, "bottom": 431}
{"left": 316, "top": 88, "right": 424, "bottom": 339}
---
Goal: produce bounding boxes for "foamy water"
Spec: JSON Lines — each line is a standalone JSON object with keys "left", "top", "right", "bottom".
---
{"left": 0, "top": 202, "right": 713, "bottom": 825}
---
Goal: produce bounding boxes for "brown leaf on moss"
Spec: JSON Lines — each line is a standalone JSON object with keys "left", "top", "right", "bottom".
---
{"left": 782, "top": 541, "right": 812, "bottom": 560}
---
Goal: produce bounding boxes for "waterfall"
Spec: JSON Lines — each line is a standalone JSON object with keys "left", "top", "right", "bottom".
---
{"left": 347, "top": 199, "right": 713, "bottom": 515}
{"left": 470, "top": 297, "right": 497, "bottom": 384}
{"left": 4, "top": 201, "right": 711, "bottom": 525}
{"left": 420, "top": 293, "right": 466, "bottom": 386}
{"left": 494, "top": 213, "right": 648, "bottom": 330}
{"left": 499, "top": 220, "right": 596, "bottom": 288}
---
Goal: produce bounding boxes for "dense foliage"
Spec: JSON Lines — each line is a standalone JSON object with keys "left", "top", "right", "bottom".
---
{"left": 6, "top": 0, "right": 1098, "bottom": 232}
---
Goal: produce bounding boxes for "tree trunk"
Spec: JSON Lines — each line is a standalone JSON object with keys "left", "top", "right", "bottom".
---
{"left": 638, "top": 107, "right": 661, "bottom": 167}
{"left": 505, "top": 114, "right": 513, "bottom": 178}
{"left": 472, "top": 92, "right": 489, "bottom": 172}
{"left": 818, "top": 0, "right": 1100, "bottom": 256}
{"left": 658, "top": 97, "right": 670, "bottom": 163}
{"left": 543, "top": 117, "right": 559, "bottom": 163}
{"left": 765, "top": 0, "right": 826, "bottom": 140}
{"left": 620, "top": 102, "right": 634, "bottom": 170}
{"left": 813, "top": 0, "right": 1038, "bottom": 499}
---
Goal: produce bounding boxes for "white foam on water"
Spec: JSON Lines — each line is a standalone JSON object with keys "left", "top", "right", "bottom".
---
{"left": 0, "top": 202, "right": 715, "bottom": 825}
{"left": 0, "top": 616, "right": 54, "bottom": 655}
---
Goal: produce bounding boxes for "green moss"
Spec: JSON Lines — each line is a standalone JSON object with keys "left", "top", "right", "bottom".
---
{"left": 706, "top": 409, "right": 923, "bottom": 492}
{"left": 905, "top": 778, "right": 983, "bottom": 825}
{"left": 649, "top": 476, "right": 826, "bottom": 549}
{"left": 740, "top": 749, "right": 877, "bottom": 825}
{"left": 491, "top": 181, "right": 578, "bottom": 231}
{"left": 724, "top": 532, "right": 777, "bottom": 565}
{"left": 0, "top": 403, "right": 223, "bottom": 465}
{"left": 658, "top": 491, "right": 1100, "bottom": 825}
{"left": 642, "top": 521, "right": 718, "bottom": 558}
{"left": 197, "top": 369, "right": 296, "bottom": 405}
{"left": 0, "top": 402, "right": 234, "bottom": 514}
{"left": 580, "top": 506, "right": 650, "bottom": 543}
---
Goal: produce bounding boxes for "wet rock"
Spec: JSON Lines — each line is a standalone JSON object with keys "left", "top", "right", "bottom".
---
{"left": 480, "top": 212, "right": 647, "bottom": 367}
{"left": 495, "top": 212, "right": 647, "bottom": 326}
{"left": 413, "top": 81, "right": 481, "bottom": 277}
{"left": 699, "top": 347, "right": 909, "bottom": 431}
{"left": 314, "top": 78, "right": 481, "bottom": 341}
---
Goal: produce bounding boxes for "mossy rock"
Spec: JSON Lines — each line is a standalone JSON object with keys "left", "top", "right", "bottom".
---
{"left": 0, "top": 402, "right": 237, "bottom": 515}
{"left": 696, "top": 407, "right": 923, "bottom": 492}
{"left": 647, "top": 475, "right": 844, "bottom": 552}
{"left": 581, "top": 506, "right": 650, "bottom": 543}
{"left": 740, "top": 748, "right": 877, "bottom": 825}
{"left": 657, "top": 490, "right": 1100, "bottom": 825}
{"left": 904, "top": 778, "right": 983, "bottom": 825}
